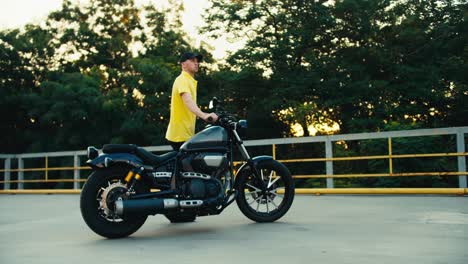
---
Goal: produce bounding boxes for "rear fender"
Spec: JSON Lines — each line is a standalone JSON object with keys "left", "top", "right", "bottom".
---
{"left": 86, "top": 153, "right": 144, "bottom": 169}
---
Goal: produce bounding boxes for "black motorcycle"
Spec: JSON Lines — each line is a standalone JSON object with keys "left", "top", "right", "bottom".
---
{"left": 80, "top": 98, "right": 295, "bottom": 238}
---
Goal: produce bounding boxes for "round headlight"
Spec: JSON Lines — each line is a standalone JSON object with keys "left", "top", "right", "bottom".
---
{"left": 237, "top": 120, "right": 248, "bottom": 139}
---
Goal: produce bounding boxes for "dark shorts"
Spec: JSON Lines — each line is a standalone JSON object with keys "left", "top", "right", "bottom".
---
{"left": 167, "top": 140, "right": 184, "bottom": 151}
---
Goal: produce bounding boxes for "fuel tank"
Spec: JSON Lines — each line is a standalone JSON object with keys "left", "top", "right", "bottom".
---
{"left": 180, "top": 126, "right": 228, "bottom": 151}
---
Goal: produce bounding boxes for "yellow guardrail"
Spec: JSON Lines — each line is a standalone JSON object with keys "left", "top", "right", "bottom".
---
{"left": 1, "top": 188, "right": 466, "bottom": 195}
{"left": 0, "top": 150, "right": 466, "bottom": 184}
{"left": 0, "top": 166, "right": 90, "bottom": 173}
{"left": 292, "top": 172, "right": 468, "bottom": 179}
{"left": 1, "top": 127, "right": 466, "bottom": 194}
{"left": 294, "top": 188, "right": 468, "bottom": 195}
{"left": 0, "top": 189, "right": 82, "bottom": 194}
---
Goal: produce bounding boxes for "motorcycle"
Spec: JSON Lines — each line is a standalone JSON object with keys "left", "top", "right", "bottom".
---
{"left": 80, "top": 98, "right": 295, "bottom": 238}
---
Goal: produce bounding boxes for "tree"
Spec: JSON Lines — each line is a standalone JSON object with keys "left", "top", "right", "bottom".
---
{"left": 0, "top": 0, "right": 212, "bottom": 152}
{"left": 203, "top": 0, "right": 467, "bottom": 136}
{"left": 203, "top": 0, "right": 338, "bottom": 137}
{"left": 0, "top": 25, "right": 55, "bottom": 152}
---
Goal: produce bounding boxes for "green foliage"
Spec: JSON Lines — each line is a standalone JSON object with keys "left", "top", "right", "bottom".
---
{"left": 25, "top": 72, "right": 103, "bottom": 151}
{"left": 328, "top": 122, "right": 459, "bottom": 188}
{"left": 199, "top": 0, "right": 467, "bottom": 187}
{"left": 1, "top": 0, "right": 206, "bottom": 153}
{"left": 0, "top": 0, "right": 466, "bottom": 189}
{"left": 203, "top": 0, "right": 467, "bottom": 135}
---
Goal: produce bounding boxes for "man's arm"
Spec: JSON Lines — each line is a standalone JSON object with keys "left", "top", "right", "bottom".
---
{"left": 181, "top": 92, "right": 218, "bottom": 122}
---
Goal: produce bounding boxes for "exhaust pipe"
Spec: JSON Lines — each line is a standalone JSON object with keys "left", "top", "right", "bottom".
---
{"left": 115, "top": 198, "right": 203, "bottom": 216}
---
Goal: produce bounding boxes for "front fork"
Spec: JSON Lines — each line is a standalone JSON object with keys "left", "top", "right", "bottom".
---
{"left": 247, "top": 160, "right": 268, "bottom": 190}
{"left": 234, "top": 129, "right": 268, "bottom": 191}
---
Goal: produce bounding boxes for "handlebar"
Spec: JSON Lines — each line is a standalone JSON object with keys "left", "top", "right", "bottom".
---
{"left": 205, "top": 112, "right": 237, "bottom": 129}
{"left": 206, "top": 97, "right": 238, "bottom": 128}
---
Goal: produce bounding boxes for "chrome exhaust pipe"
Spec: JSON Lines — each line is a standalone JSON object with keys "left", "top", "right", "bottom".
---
{"left": 115, "top": 198, "right": 203, "bottom": 216}
{"left": 115, "top": 198, "right": 178, "bottom": 216}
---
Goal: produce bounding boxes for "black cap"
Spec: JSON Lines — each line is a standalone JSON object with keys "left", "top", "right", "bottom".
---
{"left": 179, "top": 52, "right": 203, "bottom": 63}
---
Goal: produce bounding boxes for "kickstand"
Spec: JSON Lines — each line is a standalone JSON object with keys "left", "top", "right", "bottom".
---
{"left": 217, "top": 190, "right": 238, "bottom": 214}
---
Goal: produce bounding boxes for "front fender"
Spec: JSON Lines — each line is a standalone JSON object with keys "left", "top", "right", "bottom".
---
{"left": 86, "top": 153, "right": 144, "bottom": 169}
{"left": 234, "top": 156, "right": 273, "bottom": 188}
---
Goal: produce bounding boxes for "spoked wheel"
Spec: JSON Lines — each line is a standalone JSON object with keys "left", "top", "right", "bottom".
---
{"left": 80, "top": 167, "right": 149, "bottom": 239}
{"left": 236, "top": 159, "right": 295, "bottom": 222}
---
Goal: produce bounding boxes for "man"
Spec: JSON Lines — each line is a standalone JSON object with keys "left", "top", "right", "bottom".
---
{"left": 165, "top": 52, "right": 218, "bottom": 151}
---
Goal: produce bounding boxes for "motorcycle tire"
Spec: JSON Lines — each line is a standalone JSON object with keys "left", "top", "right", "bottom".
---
{"left": 80, "top": 167, "right": 149, "bottom": 239}
{"left": 235, "top": 159, "right": 295, "bottom": 223}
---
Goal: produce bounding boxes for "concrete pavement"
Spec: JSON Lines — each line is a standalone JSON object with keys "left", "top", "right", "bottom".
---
{"left": 0, "top": 195, "right": 467, "bottom": 264}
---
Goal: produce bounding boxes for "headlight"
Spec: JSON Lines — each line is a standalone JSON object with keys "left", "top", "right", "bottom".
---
{"left": 237, "top": 120, "right": 248, "bottom": 139}
{"left": 87, "top": 146, "right": 99, "bottom": 160}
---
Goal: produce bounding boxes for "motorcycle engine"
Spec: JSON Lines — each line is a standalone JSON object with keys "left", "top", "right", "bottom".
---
{"left": 183, "top": 178, "right": 222, "bottom": 199}
{"left": 180, "top": 152, "right": 227, "bottom": 199}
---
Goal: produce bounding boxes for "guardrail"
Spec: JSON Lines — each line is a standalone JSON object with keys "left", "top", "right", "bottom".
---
{"left": 1, "top": 126, "right": 467, "bottom": 194}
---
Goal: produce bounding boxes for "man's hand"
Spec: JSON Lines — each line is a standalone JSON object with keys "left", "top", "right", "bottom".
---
{"left": 203, "top": 112, "right": 218, "bottom": 123}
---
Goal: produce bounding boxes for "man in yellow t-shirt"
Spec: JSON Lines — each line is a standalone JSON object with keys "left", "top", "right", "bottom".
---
{"left": 165, "top": 52, "right": 218, "bottom": 151}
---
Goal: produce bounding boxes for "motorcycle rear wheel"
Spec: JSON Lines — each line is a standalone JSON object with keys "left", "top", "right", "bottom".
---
{"left": 80, "top": 167, "right": 149, "bottom": 239}
{"left": 236, "top": 159, "right": 295, "bottom": 222}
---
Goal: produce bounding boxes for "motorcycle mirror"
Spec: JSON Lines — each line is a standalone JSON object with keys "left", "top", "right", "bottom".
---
{"left": 209, "top": 97, "right": 218, "bottom": 110}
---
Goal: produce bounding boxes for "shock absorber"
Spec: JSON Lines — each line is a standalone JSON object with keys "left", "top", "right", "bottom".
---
{"left": 124, "top": 167, "right": 144, "bottom": 194}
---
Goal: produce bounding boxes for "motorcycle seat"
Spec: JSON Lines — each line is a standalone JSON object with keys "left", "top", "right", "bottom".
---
{"left": 136, "top": 148, "right": 178, "bottom": 165}
{"left": 102, "top": 144, "right": 137, "bottom": 154}
{"left": 102, "top": 144, "right": 177, "bottom": 165}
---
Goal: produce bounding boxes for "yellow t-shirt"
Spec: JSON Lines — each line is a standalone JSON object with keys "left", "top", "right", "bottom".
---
{"left": 165, "top": 71, "right": 198, "bottom": 142}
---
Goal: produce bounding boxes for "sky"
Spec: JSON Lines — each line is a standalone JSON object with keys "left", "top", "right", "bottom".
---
{"left": 0, "top": 0, "right": 238, "bottom": 59}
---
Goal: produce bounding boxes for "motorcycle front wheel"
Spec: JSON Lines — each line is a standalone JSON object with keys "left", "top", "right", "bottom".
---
{"left": 235, "top": 159, "right": 295, "bottom": 222}
{"left": 80, "top": 167, "right": 149, "bottom": 239}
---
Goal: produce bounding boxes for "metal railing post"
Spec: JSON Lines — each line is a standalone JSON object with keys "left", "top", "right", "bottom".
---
{"left": 74, "top": 154, "right": 80, "bottom": 190}
{"left": 388, "top": 138, "right": 393, "bottom": 176}
{"left": 4, "top": 158, "right": 11, "bottom": 190}
{"left": 325, "top": 138, "right": 334, "bottom": 188}
{"left": 45, "top": 156, "right": 48, "bottom": 182}
{"left": 456, "top": 132, "right": 467, "bottom": 188}
{"left": 18, "top": 158, "right": 24, "bottom": 190}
